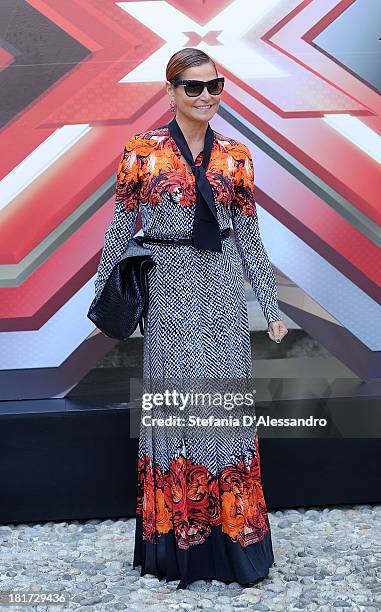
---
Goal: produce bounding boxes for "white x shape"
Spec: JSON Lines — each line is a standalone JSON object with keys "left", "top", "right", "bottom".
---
{"left": 116, "top": 0, "right": 288, "bottom": 83}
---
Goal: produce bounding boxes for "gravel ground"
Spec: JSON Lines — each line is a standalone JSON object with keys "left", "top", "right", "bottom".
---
{"left": 0, "top": 504, "right": 380, "bottom": 611}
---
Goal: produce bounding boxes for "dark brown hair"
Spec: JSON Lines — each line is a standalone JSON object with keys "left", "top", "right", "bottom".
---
{"left": 166, "top": 48, "right": 217, "bottom": 82}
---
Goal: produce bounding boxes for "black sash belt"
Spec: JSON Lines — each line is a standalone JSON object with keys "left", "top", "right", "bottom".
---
{"left": 142, "top": 227, "right": 231, "bottom": 247}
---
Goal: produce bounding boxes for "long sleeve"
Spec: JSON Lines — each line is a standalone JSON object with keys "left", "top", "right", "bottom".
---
{"left": 94, "top": 135, "right": 141, "bottom": 300}
{"left": 231, "top": 143, "right": 282, "bottom": 324}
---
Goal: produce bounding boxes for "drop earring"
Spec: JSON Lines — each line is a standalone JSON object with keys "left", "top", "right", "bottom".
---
{"left": 170, "top": 100, "right": 176, "bottom": 114}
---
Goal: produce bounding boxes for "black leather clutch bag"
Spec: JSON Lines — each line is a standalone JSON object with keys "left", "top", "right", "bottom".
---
{"left": 87, "top": 236, "right": 156, "bottom": 341}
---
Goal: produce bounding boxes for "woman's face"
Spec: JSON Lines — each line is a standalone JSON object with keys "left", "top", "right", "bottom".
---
{"left": 166, "top": 62, "right": 221, "bottom": 125}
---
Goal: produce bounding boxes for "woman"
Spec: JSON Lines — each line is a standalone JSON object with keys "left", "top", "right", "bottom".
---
{"left": 94, "top": 47, "right": 288, "bottom": 589}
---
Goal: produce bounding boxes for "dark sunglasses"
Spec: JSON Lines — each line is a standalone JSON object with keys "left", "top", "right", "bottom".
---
{"left": 170, "top": 77, "right": 224, "bottom": 97}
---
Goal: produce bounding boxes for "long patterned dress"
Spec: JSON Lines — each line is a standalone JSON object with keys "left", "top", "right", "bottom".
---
{"left": 94, "top": 125, "right": 282, "bottom": 590}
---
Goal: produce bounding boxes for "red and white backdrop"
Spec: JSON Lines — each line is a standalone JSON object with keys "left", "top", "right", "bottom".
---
{"left": 0, "top": 0, "right": 380, "bottom": 400}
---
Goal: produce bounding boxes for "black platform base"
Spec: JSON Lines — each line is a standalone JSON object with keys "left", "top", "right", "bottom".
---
{"left": 1, "top": 383, "right": 380, "bottom": 523}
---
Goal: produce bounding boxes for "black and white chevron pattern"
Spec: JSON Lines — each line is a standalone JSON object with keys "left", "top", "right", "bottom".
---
{"left": 94, "top": 131, "right": 282, "bottom": 478}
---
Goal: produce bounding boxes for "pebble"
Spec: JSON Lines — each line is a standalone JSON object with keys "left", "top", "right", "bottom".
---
{"left": 0, "top": 504, "right": 379, "bottom": 610}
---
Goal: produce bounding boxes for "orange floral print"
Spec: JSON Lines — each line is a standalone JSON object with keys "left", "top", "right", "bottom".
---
{"left": 136, "top": 433, "right": 270, "bottom": 550}
{"left": 231, "top": 143, "right": 257, "bottom": 217}
{"left": 116, "top": 127, "right": 258, "bottom": 216}
{"left": 114, "top": 136, "right": 141, "bottom": 213}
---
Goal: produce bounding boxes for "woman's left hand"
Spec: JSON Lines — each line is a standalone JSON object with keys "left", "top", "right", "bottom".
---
{"left": 267, "top": 320, "right": 288, "bottom": 343}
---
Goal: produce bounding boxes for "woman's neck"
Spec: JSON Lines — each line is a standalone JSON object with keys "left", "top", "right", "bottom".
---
{"left": 174, "top": 113, "right": 208, "bottom": 146}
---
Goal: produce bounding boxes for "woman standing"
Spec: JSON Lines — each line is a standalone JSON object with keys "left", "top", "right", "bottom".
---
{"left": 94, "top": 47, "right": 288, "bottom": 590}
